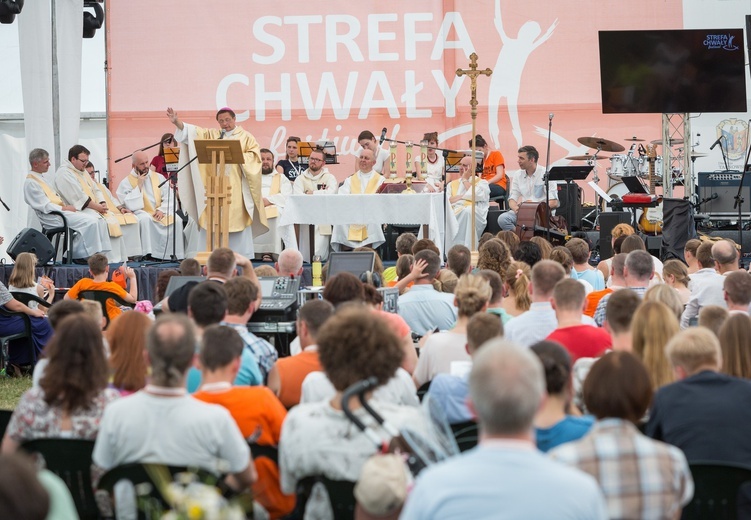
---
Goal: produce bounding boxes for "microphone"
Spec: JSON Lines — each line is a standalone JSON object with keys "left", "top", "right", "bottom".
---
{"left": 549, "top": 113, "right": 554, "bottom": 121}
{"left": 710, "top": 135, "right": 723, "bottom": 150}
{"left": 379, "top": 128, "right": 387, "bottom": 145}
{"left": 627, "top": 143, "right": 636, "bottom": 156}
{"left": 219, "top": 130, "right": 226, "bottom": 140}
{"left": 710, "top": 192, "right": 719, "bottom": 200}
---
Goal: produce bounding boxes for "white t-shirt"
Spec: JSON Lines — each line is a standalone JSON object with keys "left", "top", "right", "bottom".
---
{"left": 300, "top": 369, "right": 419, "bottom": 407}
{"left": 412, "top": 331, "right": 470, "bottom": 387}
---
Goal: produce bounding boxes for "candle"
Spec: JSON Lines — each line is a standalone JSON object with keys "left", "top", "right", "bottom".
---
{"left": 405, "top": 141, "right": 413, "bottom": 177}
{"left": 420, "top": 140, "right": 428, "bottom": 175}
{"left": 389, "top": 142, "right": 397, "bottom": 177}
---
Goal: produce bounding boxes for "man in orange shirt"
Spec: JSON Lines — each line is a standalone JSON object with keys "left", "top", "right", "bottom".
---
{"left": 193, "top": 325, "right": 292, "bottom": 519}
{"left": 584, "top": 254, "right": 626, "bottom": 317}
{"left": 471, "top": 134, "right": 507, "bottom": 199}
{"left": 64, "top": 253, "right": 136, "bottom": 323}
{"left": 266, "top": 299, "right": 335, "bottom": 408}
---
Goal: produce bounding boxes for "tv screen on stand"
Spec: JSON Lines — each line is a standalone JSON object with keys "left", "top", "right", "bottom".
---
{"left": 599, "top": 29, "right": 747, "bottom": 114}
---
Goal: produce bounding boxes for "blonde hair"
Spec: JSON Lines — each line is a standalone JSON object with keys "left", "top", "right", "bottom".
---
{"left": 79, "top": 300, "right": 104, "bottom": 327}
{"left": 631, "top": 301, "right": 679, "bottom": 389}
{"left": 454, "top": 274, "right": 492, "bottom": 318}
{"left": 662, "top": 259, "right": 690, "bottom": 289}
{"left": 530, "top": 236, "right": 553, "bottom": 260}
{"left": 666, "top": 327, "right": 721, "bottom": 375}
{"left": 8, "top": 253, "right": 37, "bottom": 289}
{"left": 611, "top": 223, "right": 635, "bottom": 240}
{"left": 718, "top": 314, "right": 751, "bottom": 379}
{"left": 254, "top": 265, "right": 277, "bottom": 277}
{"left": 644, "top": 284, "right": 684, "bottom": 322}
{"left": 503, "top": 261, "right": 531, "bottom": 312}
{"left": 698, "top": 305, "right": 729, "bottom": 336}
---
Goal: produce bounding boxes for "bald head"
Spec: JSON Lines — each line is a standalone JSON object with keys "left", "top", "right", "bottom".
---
{"left": 132, "top": 150, "right": 150, "bottom": 175}
{"left": 459, "top": 155, "right": 473, "bottom": 178}
{"left": 712, "top": 240, "right": 738, "bottom": 271}
{"left": 277, "top": 249, "right": 304, "bottom": 276}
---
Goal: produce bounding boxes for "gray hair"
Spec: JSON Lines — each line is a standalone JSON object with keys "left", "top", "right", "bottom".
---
{"left": 29, "top": 148, "right": 49, "bottom": 165}
{"left": 625, "top": 250, "right": 654, "bottom": 281}
{"left": 277, "top": 249, "right": 303, "bottom": 276}
{"left": 469, "top": 339, "right": 545, "bottom": 436}
{"left": 147, "top": 314, "right": 196, "bottom": 387}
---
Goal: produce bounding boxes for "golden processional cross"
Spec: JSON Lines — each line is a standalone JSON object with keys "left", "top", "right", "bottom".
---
{"left": 456, "top": 52, "right": 492, "bottom": 255}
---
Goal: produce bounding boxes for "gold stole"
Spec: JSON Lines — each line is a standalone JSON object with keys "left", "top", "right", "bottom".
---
{"left": 347, "top": 173, "right": 380, "bottom": 242}
{"left": 301, "top": 173, "right": 332, "bottom": 235}
{"left": 96, "top": 183, "right": 139, "bottom": 227}
{"left": 127, "top": 174, "right": 173, "bottom": 226}
{"left": 26, "top": 175, "right": 64, "bottom": 206}
{"left": 68, "top": 169, "right": 123, "bottom": 237}
{"left": 264, "top": 174, "right": 282, "bottom": 219}
{"left": 450, "top": 179, "right": 474, "bottom": 216}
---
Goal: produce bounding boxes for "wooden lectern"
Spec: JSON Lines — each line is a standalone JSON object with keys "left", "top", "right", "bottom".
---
{"left": 193, "top": 139, "right": 244, "bottom": 265}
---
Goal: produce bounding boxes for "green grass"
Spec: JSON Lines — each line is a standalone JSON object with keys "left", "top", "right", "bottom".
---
{"left": 0, "top": 376, "right": 32, "bottom": 410}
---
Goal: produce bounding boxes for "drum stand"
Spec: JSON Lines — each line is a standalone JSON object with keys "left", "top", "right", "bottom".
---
{"left": 581, "top": 152, "right": 604, "bottom": 229}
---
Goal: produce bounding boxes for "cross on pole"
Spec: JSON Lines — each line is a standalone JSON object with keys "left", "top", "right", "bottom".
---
{"left": 456, "top": 53, "right": 492, "bottom": 254}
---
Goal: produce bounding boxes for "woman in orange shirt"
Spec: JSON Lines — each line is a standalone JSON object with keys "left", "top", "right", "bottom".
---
{"left": 470, "top": 134, "right": 507, "bottom": 199}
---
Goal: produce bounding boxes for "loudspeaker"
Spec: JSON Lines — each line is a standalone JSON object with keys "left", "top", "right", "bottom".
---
{"left": 6, "top": 228, "right": 56, "bottom": 265}
{"left": 556, "top": 184, "right": 582, "bottom": 230}
{"left": 598, "top": 212, "right": 631, "bottom": 259}
{"left": 698, "top": 171, "right": 751, "bottom": 215}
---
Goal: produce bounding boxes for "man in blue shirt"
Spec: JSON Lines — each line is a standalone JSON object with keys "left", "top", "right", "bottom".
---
{"left": 397, "top": 249, "right": 457, "bottom": 335}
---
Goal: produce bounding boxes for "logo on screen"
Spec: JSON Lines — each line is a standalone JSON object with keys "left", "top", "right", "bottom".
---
{"left": 704, "top": 34, "right": 739, "bottom": 51}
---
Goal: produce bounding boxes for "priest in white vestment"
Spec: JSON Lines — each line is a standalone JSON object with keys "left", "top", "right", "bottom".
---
{"left": 292, "top": 148, "right": 339, "bottom": 260}
{"left": 54, "top": 145, "right": 139, "bottom": 262}
{"left": 446, "top": 155, "right": 490, "bottom": 249}
{"left": 116, "top": 151, "right": 185, "bottom": 260}
{"left": 254, "top": 148, "right": 293, "bottom": 259}
{"left": 332, "top": 149, "right": 386, "bottom": 251}
{"left": 24, "top": 148, "right": 110, "bottom": 261}
{"left": 167, "top": 107, "right": 267, "bottom": 258}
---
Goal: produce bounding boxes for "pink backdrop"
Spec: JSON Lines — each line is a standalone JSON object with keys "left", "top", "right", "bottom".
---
{"left": 106, "top": 0, "right": 682, "bottom": 201}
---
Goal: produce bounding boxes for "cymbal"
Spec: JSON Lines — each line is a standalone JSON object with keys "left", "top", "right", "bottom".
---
{"left": 650, "top": 138, "right": 685, "bottom": 146}
{"left": 577, "top": 136, "right": 625, "bottom": 153}
{"left": 566, "top": 155, "right": 609, "bottom": 161}
{"left": 624, "top": 137, "right": 645, "bottom": 142}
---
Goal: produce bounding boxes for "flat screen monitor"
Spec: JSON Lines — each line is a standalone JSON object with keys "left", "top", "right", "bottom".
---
{"left": 327, "top": 251, "right": 375, "bottom": 280}
{"left": 599, "top": 29, "right": 747, "bottom": 114}
{"left": 163, "top": 276, "right": 205, "bottom": 297}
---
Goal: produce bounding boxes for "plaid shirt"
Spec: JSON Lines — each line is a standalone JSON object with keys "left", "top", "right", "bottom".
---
{"left": 593, "top": 286, "right": 647, "bottom": 327}
{"left": 550, "top": 418, "right": 693, "bottom": 520}
{"left": 221, "top": 322, "right": 278, "bottom": 380}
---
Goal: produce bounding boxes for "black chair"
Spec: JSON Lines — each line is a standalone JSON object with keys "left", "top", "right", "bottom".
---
{"left": 77, "top": 290, "right": 135, "bottom": 328}
{"left": 450, "top": 420, "right": 479, "bottom": 452}
{"left": 98, "top": 463, "right": 224, "bottom": 520}
{"left": 249, "top": 442, "right": 279, "bottom": 465}
{"left": 42, "top": 210, "right": 73, "bottom": 265}
{"left": 0, "top": 305, "right": 34, "bottom": 374}
{"left": 292, "top": 475, "right": 357, "bottom": 520}
{"left": 0, "top": 409, "right": 13, "bottom": 440}
{"left": 416, "top": 381, "right": 431, "bottom": 403}
{"left": 11, "top": 291, "right": 52, "bottom": 310}
{"left": 682, "top": 461, "right": 751, "bottom": 520}
{"left": 21, "top": 439, "right": 99, "bottom": 520}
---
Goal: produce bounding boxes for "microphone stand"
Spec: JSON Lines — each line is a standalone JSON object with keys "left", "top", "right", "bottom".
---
{"left": 114, "top": 140, "right": 163, "bottom": 164}
{"left": 734, "top": 135, "right": 751, "bottom": 247}
{"left": 544, "top": 115, "right": 553, "bottom": 242}
{"left": 153, "top": 155, "right": 199, "bottom": 264}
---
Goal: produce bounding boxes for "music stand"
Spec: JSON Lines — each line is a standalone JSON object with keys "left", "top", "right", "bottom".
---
{"left": 164, "top": 147, "right": 180, "bottom": 173}
{"left": 548, "top": 166, "right": 592, "bottom": 232}
{"left": 298, "top": 142, "right": 315, "bottom": 166}
{"left": 193, "top": 139, "right": 244, "bottom": 264}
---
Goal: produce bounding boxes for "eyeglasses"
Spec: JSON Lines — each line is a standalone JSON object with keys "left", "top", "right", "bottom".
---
{"left": 75, "top": 156, "right": 89, "bottom": 165}
{"left": 308, "top": 157, "right": 323, "bottom": 163}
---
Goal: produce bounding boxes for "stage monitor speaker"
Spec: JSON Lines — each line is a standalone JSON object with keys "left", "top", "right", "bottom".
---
{"left": 556, "top": 184, "right": 582, "bottom": 231}
{"left": 6, "top": 228, "right": 56, "bottom": 265}
{"left": 698, "top": 171, "right": 751, "bottom": 215}
{"left": 598, "top": 212, "right": 631, "bottom": 259}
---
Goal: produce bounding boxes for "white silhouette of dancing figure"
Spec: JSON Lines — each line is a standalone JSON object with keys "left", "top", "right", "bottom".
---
{"left": 488, "top": 1, "right": 557, "bottom": 150}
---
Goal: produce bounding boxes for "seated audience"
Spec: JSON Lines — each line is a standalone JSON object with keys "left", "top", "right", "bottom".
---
{"left": 513, "top": 240, "right": 542, "bottom": 267}
{"left": 7, "top": 252, "right": 54, "bottom": 309}
{"left": 0, "top": 280, "right": 53, "bottom": 370}
{"left": 500, "top": 260, "right": 531, "bottom": 318}
{"left": 632, "top": 301, "right": 678, "bottom": 390}
{"left": 411, "top": 238, "right": 440, "bottom": 256}
{"left": 662, "top": 259, "right": 692, "bottom": 305}
{"left": 697, "top": 305, "right": 729, "bottom": 337}
{"left": 546, "top": 279, "right": 611, "bottom": 363}
{"left": 597, "top": 223, "right": 635, "bottom": 283}
{"left": 400, "top": 340, "right": 607, "bottom": 519}
{"left": 594, "top": 250, "right": 654, "bottom": 326}
{"left": 567, "top": 237, "right": 604, "bottom": 290}
{"left": 550, "top": 246, "right": 593, "bottom": 294}
{"left": 64, "top": 253, "right": 137, "bottom": 324}
{"left": 476, "top": 239, "right": 511, "bottom": 277}
{"left": 31, "top": 300, "right": 86, "bottom": 387}
{"left": 620, "top": 234, "right": 664, "bottom": 281}
{"left": 382, "top": 232, "right": 417, "bottom": 284}
{"left": 92, "top": 314, "right": 255, "bottom": 490}
{"left": 550, "top": 352, "right": 693, "bottom": 519}
{"left": 397, "top": 250, "right": 457, "bottom": 336}
{"left": 107, "top": 310, "right": 151, "bottom": 395}
{"left": 530, "top": 236, "right": 553, "bottom": 260}
{"left": 447, "top": 244, "right": 472, "bottom": 279}
{"left": 495, "top": 230, "right": 520, "bottom": 256}
{"left": 644, "top": 283, "right": 684, "bottom": 322}
{"left": 681, "top": 240, "right": 737, "bottom": 328}
{"left": 584, "top": 253, "right": 625, "bottom": 317}
{"left": 255, "top": 265, "right": 278, "bottom": 277}
{"left": 427, "top": 313, "right": 503, "bottom": 424}
{"left": 2, "top": 316, "right": 119, "bottom": 452}
{"left": 179, "top": 257, "right": 202, "bottom": 276}
{"left": 718, "top": 313, "right": 751, "bottom": 379}
{"left": 275, "top": 248, "right": 304, "bottom": 278}
{"left": 413, "top": 274, "right": 492, "bottom": 387}
{"left": 267, "top": 300, "right": 335, "bottom": 408}
{"left": 192, "top": 325, "right": 293, "bottom": 519}
{"left": 388, "top": 254, "right": 414, "bottom": 293}
{"left": 531, "top": 341, "right": 593, "bottom": 452}
{"left": 683, "top": 238, "right": 701, "bottom": 274}
{"left": 280, "top": 308, "right": 431, "bottom": 519}
{"left": 504, "top": 260, "right": 567, "bottom": 347}
{"left": 723, "top": 270, "right": 751, "bottom": 314}
{"left": 646, "top": 327, "right": 751, "bottom": 466}
{"left": 477, "top": 269, "right": 511, "bottom": 324}
{"left": 155, "top": 268, "right": 180, "bottom": 302}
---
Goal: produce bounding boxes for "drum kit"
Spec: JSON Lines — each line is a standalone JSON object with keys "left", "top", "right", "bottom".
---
{"left": 565, "top": 135, "right": 685, "bottom": 229}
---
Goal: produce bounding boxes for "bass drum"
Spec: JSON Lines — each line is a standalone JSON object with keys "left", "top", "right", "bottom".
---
{"left": 604, "top": 182, "right": 642, "bottom": 221}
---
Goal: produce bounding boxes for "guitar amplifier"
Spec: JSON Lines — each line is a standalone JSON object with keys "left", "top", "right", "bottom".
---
{"left": 698, "top": 171, "right": 751, "bottom": 216}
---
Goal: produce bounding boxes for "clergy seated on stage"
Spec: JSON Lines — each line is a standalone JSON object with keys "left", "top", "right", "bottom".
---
{"left": 446, "top": 155, "right": 490, "bottom": 249}
{"left": 292, "top": 147, "right": 338, "bottom": 260}
{"left": 24, "top": 148, "right": 112, "bottom": 262}
{"left": 167, "top": 106, "right": 267, "bottom": 259}
{"left": 54, "top": 145, "right": 140, "bottom": 263}
{"left": 91, "top": 314, "right": 256, "bottom": 499}
{"left": 115, "top": 151, "right": 185, "bottom": 260}
{"left": 64, "top": 253, "right": 137, "bottom": 324}
{"left": 331, "top": 148, "right": 385, "bottom": 252}
{"left": 356, "top": 129, "right": 391, "bottom": 174}
{"left": 254, "top": 148, "right": 292, "bottom": 261}
{"left": 498, "top": 145, "right": 559, "bottom": 231}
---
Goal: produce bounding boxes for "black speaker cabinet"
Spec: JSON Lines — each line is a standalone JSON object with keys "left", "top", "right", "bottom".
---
{"left": 557, "top": 183, "right": 582, "bottom": 230}
{"left": 598, "top": 212, "right": 631, "bottom": 259}
{"left": 6, "top": 228, "right": 56, "bottom": 265}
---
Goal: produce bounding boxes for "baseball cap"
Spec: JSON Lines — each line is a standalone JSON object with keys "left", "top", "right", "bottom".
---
{"left": 354, "top": 453, "right": 412, "bottom": 520}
